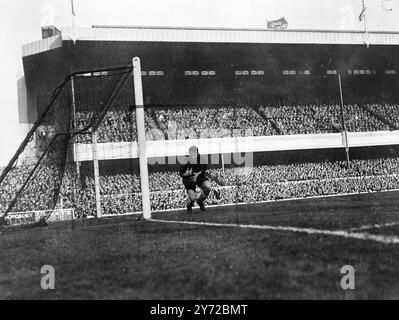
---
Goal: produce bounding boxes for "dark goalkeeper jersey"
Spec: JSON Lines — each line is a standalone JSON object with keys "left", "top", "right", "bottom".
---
{"left": 179, "top": 155, "right": 208, "bottom": 181}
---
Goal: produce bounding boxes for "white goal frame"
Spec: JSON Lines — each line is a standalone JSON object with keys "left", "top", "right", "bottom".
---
{"left": 132, "top": 57, "right": 151, "bottom": 219}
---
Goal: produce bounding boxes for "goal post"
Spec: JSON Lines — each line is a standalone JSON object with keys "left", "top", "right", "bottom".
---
{"left": 132, "top": 57, "right": 151, "bottom": 219}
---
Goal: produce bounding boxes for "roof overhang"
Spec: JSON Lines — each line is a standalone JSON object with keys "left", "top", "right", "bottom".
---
{"left": 22, "top": 25, "right": 399, "bottom": 58}
{"left": 22, "top": 35, "right": 62, "bottom": 58}
{"left": 63, "top": 25, "right": 399, "bottom": 46}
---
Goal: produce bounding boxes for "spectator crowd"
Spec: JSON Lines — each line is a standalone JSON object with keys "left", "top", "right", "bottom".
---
{"left": 2, "top": 97, "right": 399, "bottom": 219}
{"left": 62, "top": 156, "right": 399, "bottom": 216}
{"left": 72, "top": 101, "right": 398, "bottom": 143}
{"left": 2, "top": 155, "right": 399, "bottom": 217}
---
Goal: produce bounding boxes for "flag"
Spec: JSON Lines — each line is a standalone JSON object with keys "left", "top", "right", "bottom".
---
{"left": 382, "top": 0, "right": 393, "bottom": 12}
{"left": 359, "top": 5, "right": 367, "bottom": 21}
{"left": 267, "top": 17, "right": 288, "bottom": 30}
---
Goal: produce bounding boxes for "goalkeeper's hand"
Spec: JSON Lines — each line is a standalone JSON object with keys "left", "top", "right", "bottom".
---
{"left": 181, "top": 167, "right": 193, "bottom": 177}
{"left": 189, "top": 172, "right": 201, "bottom": 182}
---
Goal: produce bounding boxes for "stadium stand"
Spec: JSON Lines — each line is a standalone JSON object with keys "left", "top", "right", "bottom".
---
{"left": 6, "top": 94, "right": 398, "bottom": 218}
{"left": 0, "top": 164, "right": 65, "bottom": 213}
{"left": 3, "top": 84, "right": 399, "bottom": 220}
{"left": 72, "top": 100, "right": 396, "bottom": 144}
{"left": 364, "top": 103, "right": 399, "bottom": 129}
{"left": 4, "top": 156, "right": 398, "bottom": 217}
{"left": 258, "top": 102, "right": 391, "bottom": 134}
{"left": 34, "top": 156, "right": 399, "bottom": 217}
{"left": 150, "top": 105, "right": 277, "bottom": 139}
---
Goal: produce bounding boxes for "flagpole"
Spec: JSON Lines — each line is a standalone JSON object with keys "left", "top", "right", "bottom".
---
{"left": 362, "top": 0, "right": 367, "bottom": 34}
{"left": 359, "top": 0, "right": 370, "bottom": 47}
{"left": 71, "top": 0, "right": 76, "bottom": 27}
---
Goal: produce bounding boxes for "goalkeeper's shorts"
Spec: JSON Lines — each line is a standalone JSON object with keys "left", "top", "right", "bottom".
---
{"left": 183, "top": 175, "right": 210, "bottom": 191}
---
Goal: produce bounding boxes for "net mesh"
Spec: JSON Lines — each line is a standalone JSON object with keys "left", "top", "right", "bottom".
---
{"left": 0, "top": 66, "right": 132, "bottom": 225}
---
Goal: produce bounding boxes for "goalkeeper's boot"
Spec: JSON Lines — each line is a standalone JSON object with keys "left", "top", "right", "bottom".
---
{"left": 197, "top": 199, "right": 206, "bottom": 212}
{"left": 187, "top": 202, "right": 194, "bottom": 213}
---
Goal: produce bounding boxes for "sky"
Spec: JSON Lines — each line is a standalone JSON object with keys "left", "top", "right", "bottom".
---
{"left": 0, "top": 0, "right": 398, "bottom": 166}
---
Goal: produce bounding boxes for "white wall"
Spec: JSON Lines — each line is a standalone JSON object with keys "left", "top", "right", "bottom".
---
{"left": 74, "top": 130, "right": 399, "bottom": 161}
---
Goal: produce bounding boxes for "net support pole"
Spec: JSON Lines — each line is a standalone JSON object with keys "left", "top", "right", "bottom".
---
{"left": 338, "top": 73, "right": 350, "bottom": 168}
{"left": 219, "top": 141, "right": 225, "bottom": 178}
{"left": 91, "top": 131, "right": 102, "bottom": 218}
{"left": 132, "top": 57, "right": 151, "bottom": 219}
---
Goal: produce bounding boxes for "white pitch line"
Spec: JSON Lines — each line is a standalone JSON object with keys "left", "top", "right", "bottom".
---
{"left": 149, "top": 218, "right": 399, "bottom": 245}
{"left": 349, "top": 221, "right": 399, "bottom": 232}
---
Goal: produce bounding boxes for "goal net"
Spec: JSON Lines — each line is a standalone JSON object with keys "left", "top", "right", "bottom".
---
{"left": 0, "top": 65, "right": 132, "bottom": 225}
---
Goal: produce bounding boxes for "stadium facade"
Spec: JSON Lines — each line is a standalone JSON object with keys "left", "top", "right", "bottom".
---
{"left": 18, "top": 25, "right": 399, "bottom": 159}
{"left": 21, "top": 26, "right": 399, "bottom": 120}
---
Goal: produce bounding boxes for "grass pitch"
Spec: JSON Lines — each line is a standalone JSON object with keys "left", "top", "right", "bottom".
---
{"left": 1, "top": 191, "right": 399, "bottom": 299}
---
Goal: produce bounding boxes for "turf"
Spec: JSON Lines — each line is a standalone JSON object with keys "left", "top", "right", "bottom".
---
{"left": 1, "top": 191, "right": 399, "bottom": 299}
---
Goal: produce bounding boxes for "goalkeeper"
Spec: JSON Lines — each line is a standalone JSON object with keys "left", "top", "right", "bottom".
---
{"left": 180, "top": 145, "right": 212, "bottom": 212}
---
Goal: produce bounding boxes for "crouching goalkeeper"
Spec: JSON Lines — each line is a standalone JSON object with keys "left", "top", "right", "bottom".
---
{"left": 180, "top": 146, "right": 212, "bottom": 212}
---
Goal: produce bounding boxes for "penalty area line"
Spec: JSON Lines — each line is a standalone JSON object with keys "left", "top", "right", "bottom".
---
{"left": 148, "top": 218, "right": 399, "bottom": 245}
